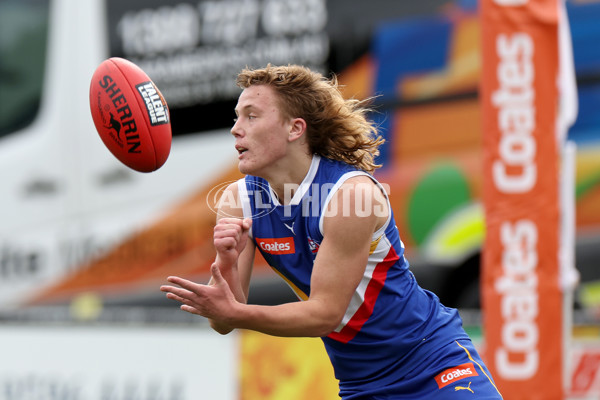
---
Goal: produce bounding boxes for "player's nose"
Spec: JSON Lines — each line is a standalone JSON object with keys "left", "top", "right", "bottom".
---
{"left": 231, "top": 119, "right": 243, "bottom": 138}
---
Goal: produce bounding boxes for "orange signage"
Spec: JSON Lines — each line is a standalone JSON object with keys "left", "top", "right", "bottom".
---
{"left": 481, "top": 0, "right": 564, "bottom": 399}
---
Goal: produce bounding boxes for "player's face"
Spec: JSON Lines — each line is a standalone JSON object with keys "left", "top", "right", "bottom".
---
{"left": 231, "top": 85, "right": 293, "bottom": 177}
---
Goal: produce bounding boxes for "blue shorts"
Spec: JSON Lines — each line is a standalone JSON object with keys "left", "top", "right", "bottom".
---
{"left": 342, "top": 339, "right": 503, "bottom": 400}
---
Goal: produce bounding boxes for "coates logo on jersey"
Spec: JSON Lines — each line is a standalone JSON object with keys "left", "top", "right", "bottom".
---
{"left": 256, "top": 237, "right": 295, "bottom": 255}
{"left": 434, "top": 363, "right": 478, "bottom": 389}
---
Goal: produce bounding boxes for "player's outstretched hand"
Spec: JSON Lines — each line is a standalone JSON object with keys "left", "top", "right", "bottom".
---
{"left": 160, "top": 263, "right": 239, "bottom": 324}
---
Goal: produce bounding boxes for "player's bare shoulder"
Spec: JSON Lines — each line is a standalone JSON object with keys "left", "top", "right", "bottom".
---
{"left": 324, "top": 174, "right": 389, "bottom": 225}
{"left": 215, "top": 180, "right": 245, "bottom": 221}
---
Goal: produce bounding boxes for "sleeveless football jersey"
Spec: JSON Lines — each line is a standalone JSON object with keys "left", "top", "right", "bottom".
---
{"left": 238, "top": 155, "right": 473, "bottom": 397}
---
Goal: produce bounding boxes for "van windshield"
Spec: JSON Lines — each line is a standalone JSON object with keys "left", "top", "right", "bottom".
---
{"left": 0, "top": 0, "right": 49, "bottom": 138}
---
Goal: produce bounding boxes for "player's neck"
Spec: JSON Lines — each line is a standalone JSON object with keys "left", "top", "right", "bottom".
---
{"left": 265, "top": 151, "right": 313, "bottom": 204}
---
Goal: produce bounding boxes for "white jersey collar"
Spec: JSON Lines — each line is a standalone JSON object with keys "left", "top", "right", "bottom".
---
{"left": 269, "top": 154, "right": 321, "bottom": 206}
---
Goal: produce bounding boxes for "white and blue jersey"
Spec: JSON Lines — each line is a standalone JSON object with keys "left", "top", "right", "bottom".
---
{"left": 238, "top": 155, "right": 501, "bottom": 399}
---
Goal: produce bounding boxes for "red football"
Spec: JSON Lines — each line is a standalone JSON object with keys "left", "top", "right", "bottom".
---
{"left": 89, "top": 57, "right": 171, "bottom": 172}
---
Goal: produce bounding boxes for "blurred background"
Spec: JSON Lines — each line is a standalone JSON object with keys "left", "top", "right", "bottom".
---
{"left": 1, "top": 0, "right": 600, "bottom": 398}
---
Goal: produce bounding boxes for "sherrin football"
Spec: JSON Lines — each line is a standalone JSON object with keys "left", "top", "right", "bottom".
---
{"left": 89, "top": 57, "right": 171, "bottom": 172}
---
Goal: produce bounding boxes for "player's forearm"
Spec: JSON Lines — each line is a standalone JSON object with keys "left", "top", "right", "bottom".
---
{"left": 226, "top": 300, "right": 341, "bottom": 338}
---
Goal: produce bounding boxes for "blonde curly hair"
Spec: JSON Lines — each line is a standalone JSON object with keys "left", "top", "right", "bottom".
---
{"left": 236, "top": 64, "right": 384, "bottom": 173}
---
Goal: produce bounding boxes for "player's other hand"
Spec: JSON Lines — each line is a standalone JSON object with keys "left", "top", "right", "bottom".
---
{"left": 161, "top": 263, "right": 238, "bottom": 331}
{"left": 214, "top": 217, "right": 252, "bottom": 267}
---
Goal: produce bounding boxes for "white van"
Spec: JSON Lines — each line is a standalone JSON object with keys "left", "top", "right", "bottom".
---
{"left": 0, "top": 0, "right": 332, "bottom": 314}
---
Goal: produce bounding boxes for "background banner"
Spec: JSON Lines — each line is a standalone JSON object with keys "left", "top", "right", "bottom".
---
{"left": 480, "top": 0, "right": 564, "bottom": 398}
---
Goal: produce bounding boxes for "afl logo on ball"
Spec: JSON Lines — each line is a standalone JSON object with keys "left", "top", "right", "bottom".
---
{"left": 136, "top": 81, "right": 169, "bottom": 126}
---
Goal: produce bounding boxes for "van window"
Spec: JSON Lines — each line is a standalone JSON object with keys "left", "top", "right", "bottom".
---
{"left": 0, "top": 0, "right": 49, "bottom": 137}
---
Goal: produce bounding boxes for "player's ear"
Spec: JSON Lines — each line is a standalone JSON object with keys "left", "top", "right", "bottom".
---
{"left": 288, "top": 117, "right": 306, "bottom": 142}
